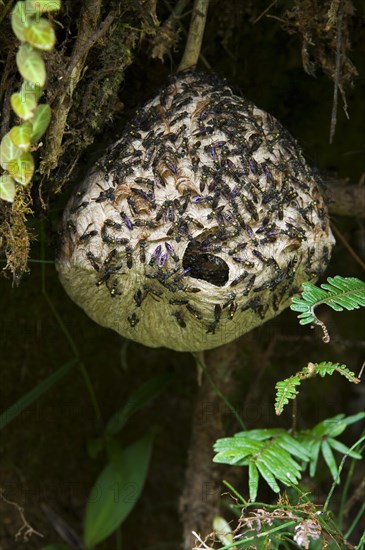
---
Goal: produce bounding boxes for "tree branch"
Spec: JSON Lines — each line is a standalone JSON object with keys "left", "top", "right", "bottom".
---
{"left": 326, "top": 182, "right": 365, "bottom": 218}
{"left": 178, "top": 0, "right": 210, "bottom": 71}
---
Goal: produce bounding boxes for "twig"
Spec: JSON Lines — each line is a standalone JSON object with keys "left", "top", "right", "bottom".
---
{"left": 0, "top": 489, "right": 43, "bottom": 542}
{"left": 253, "top": 0, "right": 278, "bottom": 24}
{"left": 62, "top": 12, "right": 115, "bottom": 89}
{"left": 329, "top": 0, "right": 343, "bottom": 144}
{"left": 331, "top": 221, "right": 365, "bottom": 272}
{"left": 178, "top": 0, "right": 210, "bottom": 71}
{"left": 0, "top": 0, "right": 14, "bottom": 26}
{"left": 40, "top": 0, "right": 105, "bottom": 175}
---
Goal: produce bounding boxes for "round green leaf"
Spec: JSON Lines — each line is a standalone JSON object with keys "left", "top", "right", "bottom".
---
{"left": 24, "top": 18, "right": 56, "bottom": 51}
{"left": 25, "top": 0, "right": 61, "bottom": 13}
{"left": 11, "top": 92, "right": 35, "bottom": 120}
{"left": 11, "top": 81, "right": 43, "bottom": 120}
{"left": 21, "top": 79, "right": 43, "bottom": 102}
{"left": 16, "top": 43, "right": 46, "bottom": 86}
{"left": 9, "top": 122, "right": 33, "bottom": 150}
{"left": 31, "top": 104, "right": 51, "bottom": 142}
{"left": 0, "top": 132, "right": 23, "bottom": 170}
{"left": 11, "top": 1, "right": 31, "bottom": 42}
{"left": 7, "top": 152, "right": 35, "bottom": 186}
{"left": 0, "top": 174, "right": 16, "bottom": 203}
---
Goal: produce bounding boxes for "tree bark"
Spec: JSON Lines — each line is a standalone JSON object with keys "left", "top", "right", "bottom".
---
{"left": 179, "top": 340, "right": 245, "bottom": 550}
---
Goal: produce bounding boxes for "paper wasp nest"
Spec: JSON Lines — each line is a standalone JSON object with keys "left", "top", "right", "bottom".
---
{"left": 56, "top": 71, "right": 335, "bottom": 352}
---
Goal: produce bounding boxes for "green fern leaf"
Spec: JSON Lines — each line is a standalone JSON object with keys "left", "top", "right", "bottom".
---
{"left": 290, "top": 276, "right": 365, "bottom": 326}
{"left": 275, "top": 376, "right": 301, "bottom": 415}
{"left": 304, "top": 362, "right": 360, "bottom": 383}
{"left": 213, "top": 430, "right": 309, "bottom": 500}
{"left": 298, "top": 413, "right": 365, "bottom": 479}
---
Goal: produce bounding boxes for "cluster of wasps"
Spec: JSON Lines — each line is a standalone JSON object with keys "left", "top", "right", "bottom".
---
{"left": 63, "top": 71, "right": 330, "bottom": 334}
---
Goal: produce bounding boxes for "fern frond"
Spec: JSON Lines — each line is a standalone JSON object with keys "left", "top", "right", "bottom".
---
{"left": 275, "top": 362, "right": 360, "bottom": 415}
{"left": 290, "top": 276, "right": 365, "bottom": 341}
{"left": 303, "top": 362, "right": 360, "bottom": 383}
{"left": 213, "top": 430, "right": 310, "bottom": 500}
{"left": 275, "top": 376, "right": 301, "bottom": 416}
{"left": 291, "top": 276, "right": 365, "bottom": 324}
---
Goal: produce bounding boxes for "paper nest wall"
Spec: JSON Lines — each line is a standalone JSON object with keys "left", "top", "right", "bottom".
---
{"left": 56, "top": 71, "right": 335, "bottom": 352}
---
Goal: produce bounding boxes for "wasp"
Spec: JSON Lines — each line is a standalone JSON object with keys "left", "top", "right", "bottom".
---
{"left": 101, "top": 225, "right": 129, "bottom": 246}
{"left": 86, "top": 251, "right": 100, "bottom": 272}
{"left": 134, "top": 288, "right": 144, "bottom": 307}
{"left": 172, "top": 310, "right": 186, "bottom": 328}
{"left": 108, "top": 281, "right": 122, "bottom": 298}
{"left": 125, "top": 245, "right": 133, "bottom": 269}
{"left": 128, "top": 313, "right": 139, "bottom": 327}
{"left": 139, "top": 239, "right": 147, "bottom": 263}
{"left": 93, "top": 187, "right": 115, "bottom": 203}
{"left": 165, "top": 242, "right": 179, "bottom": 262}
{"left": 143, "top": 285, "right": 162, "bottom": 300}
{"left": 242, "top": 274, "right": 256, "bottom": 296}
{"left": 186, "top": 304, "right": 203, "bottom": 320}
{"left": 104, "top": 219, "right": 123, "bottom": 230}
{"left": 120, "top": 211, "right": 134, "bottom": 230}
{"left": 169, "top": 298, "right": 189, "bottom": 305}
{"left": 230, "top": 271, "right": 249, "bottom": 287}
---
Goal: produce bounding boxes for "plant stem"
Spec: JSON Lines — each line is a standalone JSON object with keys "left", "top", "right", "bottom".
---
{"left": 178, "top": 0, "right": 210, "bottom": 71}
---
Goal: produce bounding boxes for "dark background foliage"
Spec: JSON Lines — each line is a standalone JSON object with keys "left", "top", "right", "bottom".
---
{"left": 0, "top": 1, "right": 364, "bottom": 548}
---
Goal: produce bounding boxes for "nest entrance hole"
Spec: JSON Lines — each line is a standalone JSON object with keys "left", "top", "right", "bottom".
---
{"left": 182, "top": 242, "right": 229, "bottom": 287}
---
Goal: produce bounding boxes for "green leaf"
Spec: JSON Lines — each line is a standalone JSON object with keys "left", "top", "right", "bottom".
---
{"left": 16, "top": 42, "right": 46, "bottom": 86}
{"left": 11, "top": 92, "right": 35, "bottom": 120}
{"left": 25, "top": 0, "right": 61, "bottom": 13}
{"left": 262, "top": 446, "right": 302, "bottom": 484}
{"left": 291, "top": 276, "right": 365, "bottom": 326}
{"left": 0, "top": 359, "right": 77, "bottom": 430}
{"left": 321, "top": 440, "right": 338, "bottom": 481}
{"left": 327, "top": 438, "right": 362, "bottom": 460}
{"left": 234, "top": 428, "right": 283, "bottom": 440}
{"left": 0, "top": 174, "right": 16, "bottom": 203}
{"left": 213, "top": 516, "right": 233, "bottom": 545}
{"left": 31, "top": 104, "right": 51, "bottom": 142}
{"left": 0, "top": 132, "right": 23, "bottom": 170}
{"left": 7, "top": 152, "right": 35, "bottom": 185}
{"left": 248, "top": 461, "right": 259, "bottom": 501}
{"left": 213, "top": 438, "right": 262, "bottom": 465}
{"left": 278, "top": 433, "right": 310, "bottom": 462}
{"left": 105, "top": 373, "right": 172, "bottom": 436}
{"left": 340, "top": 411, "right": 365, "bottom": 426}
{"left": 11, "top": 1, "right": 31, "bottom": 41}
{"left": 307, "top": 362, "right": 360, "bottom": 383}
{"left": 10, "top": 81, "right": 42, "bottom": 120}
{"left": 315, "top": 415, "right": 347, "bottom": 438}
{"left": 84, "top": 432, "right": 154, "bottom": 549}
{"left": 275, "top": 376, "right": 301, "bottom": 415}
{"left": 308, "top": 440, "right": 321, "bottom": 477}
{"left": 24, "top": 18, "right": 56, "bottom": 51}
{"left": 9, "top": 122, "right": 33, "bottom": 150}
{"left": 256, "top": 461, "right": 280, "bottom": 493}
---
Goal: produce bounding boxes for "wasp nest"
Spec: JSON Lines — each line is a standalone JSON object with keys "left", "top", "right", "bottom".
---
{"left": 56, "top": 71, "right": 335, "bottom": 352}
